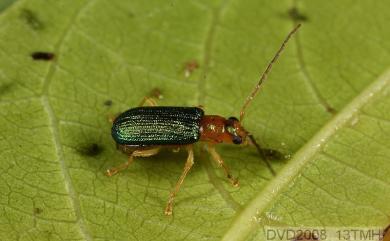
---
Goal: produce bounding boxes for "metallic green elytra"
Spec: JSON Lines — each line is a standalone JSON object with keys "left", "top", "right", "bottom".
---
{"left": 112, "top": 107, "right": 204, "bottom": 146}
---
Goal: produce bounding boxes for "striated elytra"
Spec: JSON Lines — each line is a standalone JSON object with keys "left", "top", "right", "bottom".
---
{"left": 112, "top": 106, "right": 204, "bottom": 146}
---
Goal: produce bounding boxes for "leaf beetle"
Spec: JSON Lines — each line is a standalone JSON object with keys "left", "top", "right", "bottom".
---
{"left": 107, "top": 24, "right": 301, "bottom": 215}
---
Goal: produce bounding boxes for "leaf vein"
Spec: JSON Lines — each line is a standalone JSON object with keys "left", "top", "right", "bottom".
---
{"left": 39, "top": 1, "right": 97, "bottom": 240}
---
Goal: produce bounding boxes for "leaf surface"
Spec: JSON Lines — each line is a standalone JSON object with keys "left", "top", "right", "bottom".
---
{"left": 0, "top": 0, "right": 389, "bottom": 240}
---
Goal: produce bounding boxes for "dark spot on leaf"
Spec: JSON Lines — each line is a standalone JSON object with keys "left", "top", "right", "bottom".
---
{"left": 104, "top": 100, "right": 113, "bottom": 106}
{"left": 78, "top": 143, "right": 103, "bottom": 157}
{"left": 288, "top": 7, "right": 308, "bottom": 22}
{"left": 0, "top": 1, "right": 15, "bottom": 12}
{"left": 33, "top": 207, "right": 43, "bottom": 214}
{"left": 31, "top": 52, "right": 55, "bottom": 61}
{"left": 326, "top": 106, "right": 337, "bottom": 114}
{"left": 0, "top": 83, "right": 13, "bottom": 96}
{"left": 20, "top": 9, "right": 44, "bottom": 30}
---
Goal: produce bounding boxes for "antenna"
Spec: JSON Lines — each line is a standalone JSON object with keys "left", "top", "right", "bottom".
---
{"left": 239, "top": 24, "right": 301, "bottom": 122}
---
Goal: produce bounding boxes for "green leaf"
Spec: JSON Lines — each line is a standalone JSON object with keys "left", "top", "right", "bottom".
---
{"left": 0, "top": 1, "right": 389, "bottom": 241}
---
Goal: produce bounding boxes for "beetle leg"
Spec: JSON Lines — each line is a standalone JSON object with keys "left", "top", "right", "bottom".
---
{"left": 109, "top": 89, "right": 162, "bottom": 122}
{"left": 106, "top": 147, "right": 161, "bottom": 176}
{"left": 138, "top": 88, "right": 162, "bottom": 107}
{"left": 207, "top": 144, "right": 239, "bottom": 187}
{"left": 196, "top": 105, "right": 204, "bottom": 110}
{"left": 139, "top": 97, "right": 158, "bottom": 107}
{"left": 108, "top": 115, "right": 117, "bottom": 123}
{"left": 172, "top": 147, "right": 180, "bottom": 153}
{"left": 165, "top": 145, "right": 194, "bottom": 216}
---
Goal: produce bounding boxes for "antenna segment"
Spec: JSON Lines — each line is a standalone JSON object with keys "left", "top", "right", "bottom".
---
{"left": 239, "top": 24, "right": 301, "bottom": 122}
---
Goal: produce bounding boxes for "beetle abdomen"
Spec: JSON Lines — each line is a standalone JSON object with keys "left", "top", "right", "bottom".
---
{"left": 112, "top": 107, "right": 204, "bottom": 146}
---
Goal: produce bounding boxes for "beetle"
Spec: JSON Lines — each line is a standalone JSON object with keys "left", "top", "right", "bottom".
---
{"left": 107, "top": 24, "right": 301, "bottom": 215}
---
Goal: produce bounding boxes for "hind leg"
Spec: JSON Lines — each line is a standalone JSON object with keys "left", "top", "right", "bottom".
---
{"left": 106, "top": 147, "right": 161, "bottom": 176}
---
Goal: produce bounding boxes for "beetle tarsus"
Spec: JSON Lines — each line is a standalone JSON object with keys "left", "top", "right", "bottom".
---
{"left": 229, "top": 175, "right": 240, "bottom": 187}
{"left": 229, "top": 175, "right": 239, "bottom": 187}
{"left": 105, "top": 168, "right": 118, "bottom": 177}
{"left": 106, "top": 155, "right": 134, "bottom": 177}
{"left": 164, "top": 202, "right": 173, "bottom": 216}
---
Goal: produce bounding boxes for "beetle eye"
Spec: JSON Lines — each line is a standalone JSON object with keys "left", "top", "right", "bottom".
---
{"left": 232, "top": 135, "right": 242, "bottom": 144}
{"left": 228, "top": 116, "right": 239, "bottom": 122}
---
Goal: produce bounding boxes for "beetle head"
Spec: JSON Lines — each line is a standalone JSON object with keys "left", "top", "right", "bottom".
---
{"left": 224, "top": 116, "right": 249, "bottom": 145}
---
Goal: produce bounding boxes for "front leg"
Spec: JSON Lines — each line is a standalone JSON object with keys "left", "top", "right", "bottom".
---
{"left": 206, "top": 144, "right": 239, "bottom": 187}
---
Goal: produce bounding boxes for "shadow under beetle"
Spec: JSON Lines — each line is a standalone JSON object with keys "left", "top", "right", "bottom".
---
{"left": 107, "top": 24, "right": 301, "bottom": 215}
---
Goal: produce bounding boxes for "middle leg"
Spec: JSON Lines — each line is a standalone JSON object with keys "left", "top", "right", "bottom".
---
{"left": 165, "top": 145, "right": 194, "bottom": 215}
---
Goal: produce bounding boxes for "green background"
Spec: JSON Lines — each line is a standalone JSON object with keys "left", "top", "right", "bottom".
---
{"left": 0, "top": 0, "right": 389, "bottom": 240}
